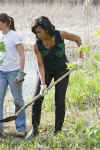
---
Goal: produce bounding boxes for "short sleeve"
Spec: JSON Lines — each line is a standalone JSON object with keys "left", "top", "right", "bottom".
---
{"left": 13, "top": 32, "right": 24, "bottom": 45}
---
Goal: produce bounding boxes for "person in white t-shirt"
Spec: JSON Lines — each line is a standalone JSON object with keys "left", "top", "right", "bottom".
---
{"left": 0, "top": 13, "right": 26, "bottom": 138}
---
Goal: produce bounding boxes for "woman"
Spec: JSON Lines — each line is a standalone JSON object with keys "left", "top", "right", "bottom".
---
{"left": 0, "top": 13, "right": 26, "bottom": 137}
{"left": 26, "top": 16, "right": 82, "bottom": 139}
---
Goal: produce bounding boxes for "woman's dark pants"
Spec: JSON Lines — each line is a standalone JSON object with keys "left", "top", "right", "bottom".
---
{"left": 32, "top": 68, "right": 69, "bottom": 133}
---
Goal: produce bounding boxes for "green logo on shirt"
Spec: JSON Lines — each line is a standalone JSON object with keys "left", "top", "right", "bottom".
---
{"left": 42, "top": 50, "right": 49, "bottom": 58}
{"left": 0, "top": 41, "right": 5, "bottom": 52}
{"left": 55, "top": 43, "right": 65, "bottom": 58}
{"left": 0, "top": 41, "right": 6, "bottom": 64}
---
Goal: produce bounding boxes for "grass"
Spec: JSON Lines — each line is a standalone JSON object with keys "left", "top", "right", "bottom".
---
{"left": 0, "top": 108, "right": 100, "bottom": 150}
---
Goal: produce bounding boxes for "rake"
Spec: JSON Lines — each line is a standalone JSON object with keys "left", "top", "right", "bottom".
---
{"left": 0, "top": 68, "right": 76, "bottom": 123}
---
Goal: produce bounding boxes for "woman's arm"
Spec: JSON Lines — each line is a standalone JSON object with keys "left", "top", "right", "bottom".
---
{"left": 16, "top": 44, "right": 25, "bottom": 72}
{"left": 60, "top": 31, "right": 83, "bottom": 58}
{"left": 60, "top": 31, "right": 82, "bottom": 47}
{"left": 34, "top": 44, "right": 46, "bottom": 84}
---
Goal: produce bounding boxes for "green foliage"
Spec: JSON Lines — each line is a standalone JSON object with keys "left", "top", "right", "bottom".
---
{"left": 78, "top": 45, "right": 91, "bottom": 56}
{"left": 67, "top": 70, "right": 87, "bottom": 104}
{"left": 94, "top": 29, "right": 100, "bottom": 37}
{"left": 41, "top": 59, "right": 100, "bottom": 110}
{"left": 67, "top": 63, "right": 77, "bottom": 69}
{"left": 93, "top": 52, "right": 100, "bottom": 61}
{"left": 33, "top": 119, "right": 100, "bottom": 150}
{"left": 66, "top": 60, "right": 100, "bottom": 105}
{"left": 74, "top": 120, "right": 85, "bottom": 133}
{"left": 85, "top": 123, "right": 100, "bottom": 148}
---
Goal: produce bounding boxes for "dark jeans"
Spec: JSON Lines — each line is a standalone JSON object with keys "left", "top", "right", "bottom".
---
{"left": 32, "top": 68, "right": 69, "bottom": 132}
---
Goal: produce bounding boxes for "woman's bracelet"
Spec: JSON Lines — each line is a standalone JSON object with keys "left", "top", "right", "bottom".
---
{"left": 41, "top": 81, "right": 46, "bottom": 85}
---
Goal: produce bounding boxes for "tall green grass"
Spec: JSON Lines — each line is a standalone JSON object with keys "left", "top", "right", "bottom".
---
{"left": 42, "top": 59, "right": 100, "bottom": 112}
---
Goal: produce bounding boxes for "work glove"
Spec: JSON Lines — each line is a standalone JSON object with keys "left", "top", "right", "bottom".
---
{"left": 14, "top": 71, "right": 26, "bottom": 84}
{"left": 40, "top": 84, "right": 47, "bottom": 96}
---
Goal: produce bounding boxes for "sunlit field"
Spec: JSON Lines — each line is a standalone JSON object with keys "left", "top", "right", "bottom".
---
{"left": 0, "top": 2, "right": 100, "bottom": 150}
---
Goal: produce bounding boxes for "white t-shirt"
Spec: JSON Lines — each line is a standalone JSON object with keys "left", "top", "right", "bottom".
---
{"left": 0, "top": 30, "right": 23, "bottom": 72}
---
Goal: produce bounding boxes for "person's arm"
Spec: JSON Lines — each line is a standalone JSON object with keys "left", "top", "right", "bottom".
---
{"left": 16, "top": 44, "right": 25, "bottom": 72}
{"left": 13, "top": 44, "right": 25, "bottom": 84}
{"left": 60, "top": 31, "right": 82, "bottom": 46}
{"left": 60, "top": 31, "right": 83, "bottom": 58}
{"left": 34, "top": 44, "right": 46, "bottom": 85}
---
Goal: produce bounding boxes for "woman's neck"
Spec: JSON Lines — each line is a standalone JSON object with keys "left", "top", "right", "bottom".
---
{"left": 2, "top": 28, "right": 10, "bottom": 35}
{"left": 43, "top": 33, "right": 53, "bottom": 40}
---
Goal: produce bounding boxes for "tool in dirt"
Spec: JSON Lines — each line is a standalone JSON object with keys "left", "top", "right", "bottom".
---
{"left": 0, "top": 60, "right": 83, "bottom": 123}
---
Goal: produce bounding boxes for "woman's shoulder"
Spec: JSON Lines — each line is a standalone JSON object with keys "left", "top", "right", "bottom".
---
{"left": 36, "top": 38, "right": 43, "bottom": 50}
{"left": 10, "top": 30, "right": 19, "bottom": 36}
{"left": 55, "top": 30, "right": 62, "bottom": 37}
{"left": 10, "top": 30, "right": 23, "bottom": 39}
{"left": 9, "top": 30, "right": 23, "bottom": 44}
{"left": 10, "top": 30, "right": 23, "bottom": 40}
{"left": 55, "top": 30, "right": 60, "bottom": 34}
{"left": 36, "top": 38, "right": 42, "bottom": 45}
{"left": 55, "top": 30, "right": 63, "bottom": 42}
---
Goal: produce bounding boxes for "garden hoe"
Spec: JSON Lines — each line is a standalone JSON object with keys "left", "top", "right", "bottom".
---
{"left": 0, "top": 62, "right": 82, "bottom": 123}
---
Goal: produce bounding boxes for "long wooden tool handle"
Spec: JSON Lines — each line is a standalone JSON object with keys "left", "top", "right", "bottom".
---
{"left": 16, "top": 68, "right": 75, "bottom": 117}
{"left": 0, "top": 68, "right": 75, "bottom": 123}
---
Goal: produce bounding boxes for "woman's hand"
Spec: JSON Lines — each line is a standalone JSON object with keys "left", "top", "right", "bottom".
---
{"left": 40, "top": 84, "right": 47, "bottom": 96}
{"left": 14, "top": 71, "right": 26, "bottom": 84}
{"left": 75, "top": 37, "right": 82, "bottom": 47}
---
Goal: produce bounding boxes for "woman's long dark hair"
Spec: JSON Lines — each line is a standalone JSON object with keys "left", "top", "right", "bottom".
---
{"left": 31, "top": 16, "right": 55, "bottom": 36}
{"left": 0, "top": 13, "right": 16, "bottom": 31}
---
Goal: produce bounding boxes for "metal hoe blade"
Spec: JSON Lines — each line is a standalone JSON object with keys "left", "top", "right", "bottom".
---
{"left": 0, "top": 115, "right": 17, "bottom": 123}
